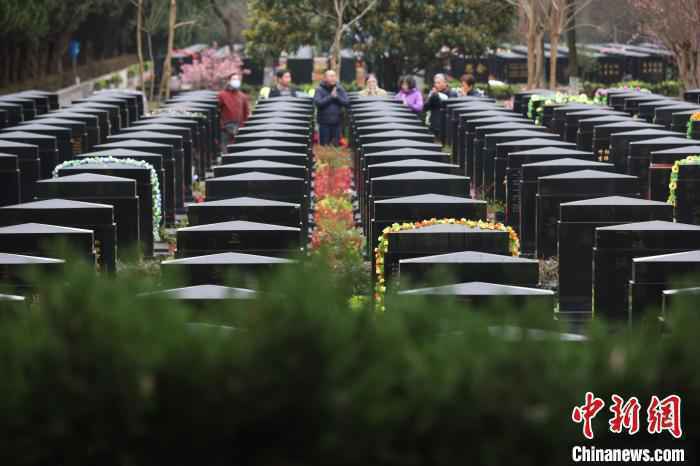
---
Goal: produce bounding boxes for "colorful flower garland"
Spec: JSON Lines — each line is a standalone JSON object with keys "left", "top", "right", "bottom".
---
{"left": 667, "top": 155, "right": 700, "bottom": 206}
{"left": 148, "top": 108, "right": 206, "bottom": 119}
{"left": 686, "top": 112, "right": 700, "bottom": 139}
{"left": 53, "top": 156, "right": 162, "bottom": 240}
{"left": 373, "top": 218, "right": 521, "bottom": 311}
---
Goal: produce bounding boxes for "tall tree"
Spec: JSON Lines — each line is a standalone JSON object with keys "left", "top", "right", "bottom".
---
{"left": 546, "top": 0, "right": 592, "bottom": 89}
{"left": 209, "top": 0, "right": 247, "bottom": 49}
{"left": 566, "top": 0, "right": 578, "bottom": 82}
{"left": 628, "top": 0, "right": 700, "bottom": 89}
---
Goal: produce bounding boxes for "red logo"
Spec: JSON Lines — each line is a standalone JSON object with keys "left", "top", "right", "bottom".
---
{"left": 609, "top": 395, "right": 641, "bottom": 435}
{"left": 572, "top": 392, "right": 606, "bottom": 440}
{"left": 647, "top": 395, "right": 683, "bottom": 439}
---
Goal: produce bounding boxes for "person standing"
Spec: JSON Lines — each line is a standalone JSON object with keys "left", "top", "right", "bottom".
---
{"left": 359, "top": 74, "right": 387, "bottom": 97}
{"left": 269, "top": 69, "right": 298, "bottom": 97}
{"left": 423, "top": 73, "right": 457, "bottom": 139}
{"left": 457, "top": 74, "right": 481, "bottom": 97}
{"left": 217, "top": 72, "right": 250, "bottom": 154}
{"left": 395, "top": 75, "right": 423, "bottom": 113}
{"left": 313, "top": 69, "right": 349, "bottom": 146}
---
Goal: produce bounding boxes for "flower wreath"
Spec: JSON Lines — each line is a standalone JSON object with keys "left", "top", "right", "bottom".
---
{"left": 686, "top": 112, "right": 700, "bottom": 139}
{"left": 148, "top": 108, "right": 206, "bottom": 119}
{"left": 667, "top": 155, "right": 700, "bottom": 206}
{"left": 53, "top": 156, "right": 162, "bottom": 240}
{"left": 373, "top": 218, "right": 521, "bottom": 311}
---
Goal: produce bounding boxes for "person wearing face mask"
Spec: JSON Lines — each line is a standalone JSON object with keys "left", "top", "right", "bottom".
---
{"left": 394, "top": 75, "right": 423, "bottom": 113}
{"left": 269, "top": 69, "right": 298, "bottom": 97}
{"left": 217, "top": 72, "right": 250, "bottom": 154}
{"left": 423, "top": 72, "right": 457, "bottom": 139}
{"left": 313, "top": 69, "right": 349, "bottom": 146}
{"left": 359, "top": 74, "right": 387, "bottom": 97}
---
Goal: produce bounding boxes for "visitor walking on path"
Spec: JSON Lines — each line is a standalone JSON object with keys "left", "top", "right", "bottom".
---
{"left": 217, "top": 72, "right": 250, "bottom": 154}
{"left": 269, "top": 69, "right": 298, "bottom": 97}
{"left": 314, "top": 70, "right": 349, "bottom": 146}
{"left": 359, "top": 74, "right": 387, "bottom": 97}
{"left": 395, "top": 75, "right": 423, "bottom": 113}
{"left": 423, "top": 73, "right": 457, "bottom": 138}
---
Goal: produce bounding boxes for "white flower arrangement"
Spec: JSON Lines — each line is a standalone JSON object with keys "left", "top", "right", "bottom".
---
{"left": 53, "top": 156, "right": 162, "bottom": 240}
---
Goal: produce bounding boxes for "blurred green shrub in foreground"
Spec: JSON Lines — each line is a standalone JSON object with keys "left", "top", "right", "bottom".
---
{"left": 0, "top": 256, "right": 698, "bottom": 465}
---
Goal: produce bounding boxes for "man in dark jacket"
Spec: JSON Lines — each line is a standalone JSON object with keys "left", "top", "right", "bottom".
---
{"left": 313, "top": 69, "right": 349, "bottom": 146}
{"left": 423, "top": 73, "right": 457, "bottom": 140}
{"left": 269, "top": 69, "right": 298, "bottom": 98}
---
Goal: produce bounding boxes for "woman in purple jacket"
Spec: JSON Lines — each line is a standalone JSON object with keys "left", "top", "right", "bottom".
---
{"left": 395, "top": 75, "right": 423, "bottom": 113}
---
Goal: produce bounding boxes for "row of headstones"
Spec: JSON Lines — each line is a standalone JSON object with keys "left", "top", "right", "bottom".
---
{"left": 350, "top": 90, "right": 700, "bottom": 325}
{"left": 345, "top": 94, "right": 561, "bottom": 314}
{"left": 159, "top": 94, "right": 318, "bottom": 291}
{"left": 0, "top": 89, "right": 222, "bottom": 291}
{"left": 512, "top": 88, "right": 700, "bottom": 321}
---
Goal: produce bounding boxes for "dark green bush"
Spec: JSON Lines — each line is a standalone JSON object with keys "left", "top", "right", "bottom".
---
{"left": 0, "top": 256, "right": 698, "bottom": 465}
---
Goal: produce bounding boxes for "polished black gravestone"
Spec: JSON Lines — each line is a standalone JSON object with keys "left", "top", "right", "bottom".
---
{"left": 494, "top": 138, "right": 577, "bottom": 202}
{"left": 518, "top": 158, "right": 614, "bottom": 255}
{"left": 638, "top": 99, "right": 680, "bottom": 122}
{"left": 576, "top": 115, "right": 633, "bottom": 151}
{"left": 161, "top": 251, "right": 295, "bottom": 287}
{"left": 0, "top": 154, "right": 21, "bottom": 206}
{"left": 236, "top": 123, "right": 310, "bottom": 136}
{"left": 482, "top": 130, "right": 558, "bottom": 198}
{"left": 234, "top": 130, "right": 311, "bottom": 146}
{"left": 142, "top": 284, "right": 256, "bottom": 312}
{"left": 360, "top": 139, "right": 442, "bottom": 155}
{"left": 359, "top": 148, "right": 450, "bottom": 197}
{"left": 594, "top": 220, "right": 700, "bottom": 321}
{"left": 670, "top": 109, "right": 699, "bottom": 134}
{"left": 359, "top": 130, "right": 436, "bottom": 146}
{"left": 227, "top": 138, "right": 309, "bottom": 155}
{"left": 627, "top": 136, "right": 698, "bottom": 197}
{"left": 676, "top": 163, "right": 700, "bottom": 225}
{"left": 381, "top": 223, "right": 510, "bottom": 285}
{"left": 536, "top": 170, "right": 640, "bottom": 258}
{"left": 175, "top": 220, "right": 302, "bottom": 258}
{"left": 3, "top": 123, "right": 72, "bottom": 163}
{"left": 0, "top": 102, "right": 23, "bottom": 126}
{"left": 0, "top": 252, "right": 65, "bottom": 293}
{"left": 0, "top": 223, "right": 95, "bottom": 265}
{"left": 187, "top": 197, "right": 301, "bottom": 228}
{"left": 550, "top": 104, "right": 600, "bottom": 138}
{"left": 398, "top": 251, "right": 539, "bottom": 289}
{"left": 35, "top": 173, "right": 140, "bottom": 255}
{"left": 558, "top": 196, "right": 673, "bottom": 311}
{"left": 56, "top": 108, "right": 108, "bottom": 145}
{"left": 398, "top": 281, "right": 554, "bottom": 312}
{"left": 367, "top": 158, "right": 459, "bottom": 179}
{"left": 0, "top": 199, "right": 116, "bottom": 273}
{"left": 120, "top": 123, "right": 195, "bottom": 202}
{"left": 654, "top": 103, "right": 700, "bottom": 128}
{"left": 622, "top": 94, "right": 666, "bottom": 114}
{"left": 629, "top": 250, "right": 700, "bottom": 319}
{"left": 24, "top": 117, "right": 88, "bottom": 154}
{"left": 0, "top": 131, "right": 58, "bottom": 180}
{"left": 461, "top": 114, "right": 530, "bottom": 177}
{"left": 609, "top": 128, "right": 680, "bottom": 173}
{"left": 220, "top": 149, "right": 309, "bottom": 170}
{"left": 0, "top": 140, "right": 40, "bottom": 203}
{"left": 592, "top": 121, "right": 663, "bottom": 163}
{"left": 648, "top": 145, "right": 700, "bottom": 202}
{"left": 564, "top": 109, "right": 628, "bottom": 144}
{"left": 368, "top": 171, "right": 471, "bottom": 235}
{"left": 57, "top": 162, "right": 155, "bottom": 257}
{"left": 370, "top": 194, "right": 487, "bottom": 255}
{"left": 107, "top": 131, "right": 185, "bottom": 212}
{"left": 70, "top": 102, "right": 121, "bottom": 136}
{"left": 213, "top": 159, "right": 307, "bottom": 180}
{"left": 662, "top": 287, "right": 700, "bottom": 317}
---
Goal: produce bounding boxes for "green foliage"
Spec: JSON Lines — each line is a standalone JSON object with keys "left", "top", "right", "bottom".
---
{"left": 1, "top": 257, "right": 699, "bottom": 462}
{"left": 581, "top": 80, "right": 683, "bottom": 98}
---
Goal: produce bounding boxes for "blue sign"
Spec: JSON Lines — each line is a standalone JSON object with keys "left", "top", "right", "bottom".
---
{"left": 69, "top": 40, "right": 80, "bottom": 59}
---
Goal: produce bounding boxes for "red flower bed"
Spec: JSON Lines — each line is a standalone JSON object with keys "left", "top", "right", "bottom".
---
{"left": 314, "top": 165, "right": 352, "bottom": 199}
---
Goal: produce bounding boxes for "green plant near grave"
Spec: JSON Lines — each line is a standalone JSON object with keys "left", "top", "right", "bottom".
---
{"left": 1, "top": 257, "right": 699, "bottom": 463}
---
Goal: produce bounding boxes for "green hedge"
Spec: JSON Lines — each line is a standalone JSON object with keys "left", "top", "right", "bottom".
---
{"left": 583, "top": 80, "right": 683, "bottom": 98}
{"left": 0, "top": 258, "right": 698, "bottom": 464}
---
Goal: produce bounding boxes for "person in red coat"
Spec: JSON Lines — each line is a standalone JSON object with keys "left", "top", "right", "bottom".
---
{"left": 217, "top": 72, "right": 250, "bottom": 155}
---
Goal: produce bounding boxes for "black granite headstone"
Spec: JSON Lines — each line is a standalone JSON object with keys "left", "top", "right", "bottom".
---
{"left": 3, "top": 124, "right": 72, "bottom": 163}
{"left": 649, "top": 145, "right": 700, "bottom": 202}
{"left": 227, "top": 138, "right": 309, "bottom": 155}
{"left": 220, "top": 148, "right": 309, "bottom": 169}
{"left": 0, "top": 222, "right": 95, "bottom": 265}
{"left": 537, "top": 170, "right": 640, "bottom": 258}
{"left": 627, "top": 136, "right": 698, "bottom": 197}
{"left": 608, "top": 128, "right": 679, "bottom": 173}
{"left": 0, "top": 199, "right": 116, "bottom": 272}
{"left": 187, "top": 197, "right": 301, "bottom": 228}
{"left": 592, "top": 121, "right": 663, "bottom": 163}
{"left": 629, "top": 250, "right": 700, "bottom": 319}
{"left": 576, "top": 115, "right": 633, "bottom": 151}
{"left": 0, "top": 153, "right": 21, "bottom": 206}
{"left": 676, "top": 163, "right": 700, "bottom": 225}
{"left": 213, "top": 159, "right": 307, "bottom": 180}
{"left": 161, "top": 251, "right": 295, "bottom": 287}
{"left": 0, "top": 140, "right": 40, "bottom": 202}
{"left": 25, "top": 117, "right": 88, "bottom": 154}
{"left": 594, "top": 220, "right": 700, "bottom": 320}
{"left": 35, "top": 173, "right": 140, "bottom": 256}
{"left": 558, "top": 196, "right": 673, "bottom": 311}
{"left": 0, "top": 252, "right": 65, "bottom": 293}
{"left": 0, "top": 131, "right": 58, "bottom": 180}
{"left": 398, "top": 251, "right": 539, "bottom": 289}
